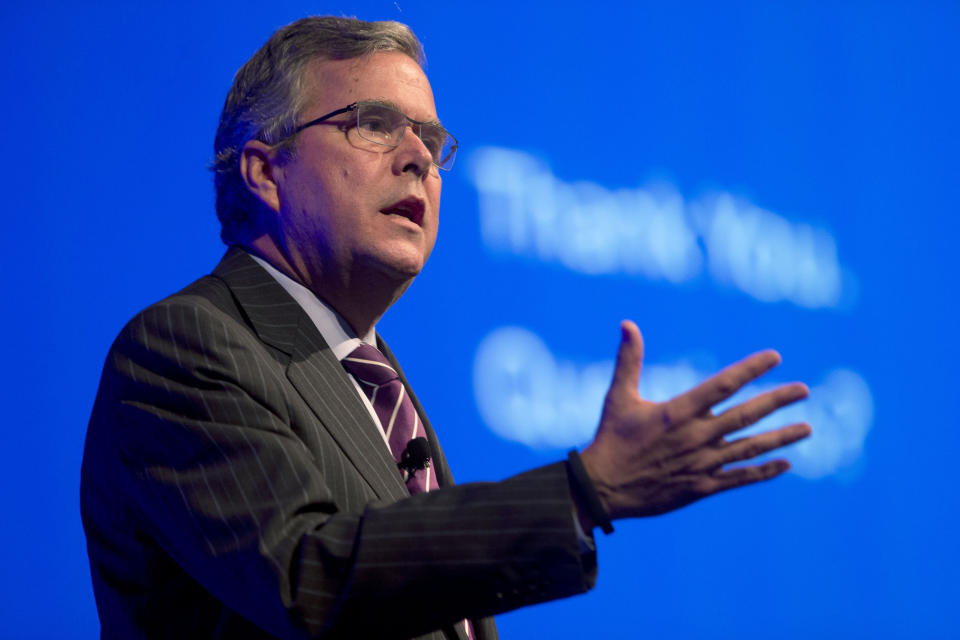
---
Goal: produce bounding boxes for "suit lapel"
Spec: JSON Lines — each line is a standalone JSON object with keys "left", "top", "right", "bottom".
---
{"left": 213, "top": 248, "right": 408, "bottom": 503}
{"left": 286, "top": 317, "right": 409, "bottom": 502}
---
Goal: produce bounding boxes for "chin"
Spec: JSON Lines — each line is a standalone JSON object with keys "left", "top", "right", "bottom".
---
{"left": 358, "top": 253, "right": 423, "bottom": 283}
{"left": 380, "top": 260, "right": 425, "bottom": 282}
{"left": 370, "top": 245, "right": 432, "bottom": 280}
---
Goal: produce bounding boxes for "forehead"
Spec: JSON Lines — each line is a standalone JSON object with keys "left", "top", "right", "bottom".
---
{"left": 302, "top": 51, "right": 437, "bottom": 121}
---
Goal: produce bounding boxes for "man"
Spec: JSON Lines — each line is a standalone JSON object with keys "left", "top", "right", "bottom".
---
{"left": 81, "top": 16, "right": 811, "bottom": 640}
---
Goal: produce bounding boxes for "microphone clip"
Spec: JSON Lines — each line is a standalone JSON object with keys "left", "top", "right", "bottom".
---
{"left": 398, "top": 436, "right": 432, "bottom": 480}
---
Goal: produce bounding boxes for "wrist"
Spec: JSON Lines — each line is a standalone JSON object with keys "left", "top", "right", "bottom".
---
{"left": 567, "top": 450, "right": 614, "bottom": 535}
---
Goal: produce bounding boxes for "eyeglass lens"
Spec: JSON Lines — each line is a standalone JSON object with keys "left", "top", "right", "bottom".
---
{"left": 355, "top": 103, "right": 457, "bottom": 170}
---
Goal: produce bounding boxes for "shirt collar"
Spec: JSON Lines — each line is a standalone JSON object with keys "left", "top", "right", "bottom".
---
{"left": 246, "top": 252, "right": 376, "bottom": 361}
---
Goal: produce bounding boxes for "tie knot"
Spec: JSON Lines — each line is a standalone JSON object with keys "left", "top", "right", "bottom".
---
{"left": 342, "top": 343, "right": 399, "bottom": 386}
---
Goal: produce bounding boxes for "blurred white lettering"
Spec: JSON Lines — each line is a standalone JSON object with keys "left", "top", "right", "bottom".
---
{"left": 469, "top": 147, "right": 845, "bottom": 308}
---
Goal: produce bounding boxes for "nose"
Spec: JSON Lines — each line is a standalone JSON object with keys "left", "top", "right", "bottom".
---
{"left": 393, "top": 124, "right": 434, "bottom": 179}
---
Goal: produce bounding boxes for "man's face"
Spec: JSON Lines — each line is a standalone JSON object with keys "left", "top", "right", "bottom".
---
{"left": 268, "top": 51, "right": 442, "bottom": 290}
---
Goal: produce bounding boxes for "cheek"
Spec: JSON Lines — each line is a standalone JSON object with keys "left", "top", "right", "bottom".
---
{"left": 429, "top": 179, "right": 442, "bottom": 217}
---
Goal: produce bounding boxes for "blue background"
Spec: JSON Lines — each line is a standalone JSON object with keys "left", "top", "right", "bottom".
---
{"left": 2, "top": 1, "right": 957, "bottom": 637}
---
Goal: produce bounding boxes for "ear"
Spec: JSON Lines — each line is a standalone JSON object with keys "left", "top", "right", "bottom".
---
{"left": 240, "top": 140, "right": 282, "bottom": 214}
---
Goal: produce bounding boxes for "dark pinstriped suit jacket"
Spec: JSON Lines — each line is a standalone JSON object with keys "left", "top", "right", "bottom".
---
{"left": 81, "top": 248, "right": 593, "bottom": 639}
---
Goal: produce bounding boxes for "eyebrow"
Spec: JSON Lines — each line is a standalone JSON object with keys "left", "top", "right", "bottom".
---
{"left": 364, "top": 97, "right": 444, "bottom": 127}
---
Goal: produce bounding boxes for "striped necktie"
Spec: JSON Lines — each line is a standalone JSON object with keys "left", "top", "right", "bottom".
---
{"left": 342, "top": 343, "right": 438, "bottom": 494}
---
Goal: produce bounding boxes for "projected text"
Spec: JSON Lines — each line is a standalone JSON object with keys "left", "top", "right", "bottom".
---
{"left": 469, "top": 147, "right": 845, "bottom": 308}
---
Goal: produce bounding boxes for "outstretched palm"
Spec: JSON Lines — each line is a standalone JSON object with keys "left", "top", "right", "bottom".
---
{"left": 581, "top": 321, "right": 811, "bottom": 519}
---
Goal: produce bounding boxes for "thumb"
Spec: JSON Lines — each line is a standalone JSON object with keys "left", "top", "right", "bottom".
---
{"left": 610, "top": 320, "right": 644, "bottom": 397}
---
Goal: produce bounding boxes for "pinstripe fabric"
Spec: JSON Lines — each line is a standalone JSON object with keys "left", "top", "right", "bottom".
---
{"left": 81, "top": 247, "right": 594, "bottom": 639}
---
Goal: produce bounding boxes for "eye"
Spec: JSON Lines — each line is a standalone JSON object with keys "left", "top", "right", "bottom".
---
{"left": 357, "top": 109, "right": 398, "bottom": 141}
{"left": 419, "top": 127, "right": 446, "bottom": 160}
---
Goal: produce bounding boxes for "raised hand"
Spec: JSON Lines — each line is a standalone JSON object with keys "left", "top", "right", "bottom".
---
{"left": 580, "top": 321, "right": 811, "bottom": 520}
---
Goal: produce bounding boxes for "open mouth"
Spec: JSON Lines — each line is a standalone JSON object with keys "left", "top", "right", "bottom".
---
{"left": 380, "top": 197, "right": 425, "bottom": 226}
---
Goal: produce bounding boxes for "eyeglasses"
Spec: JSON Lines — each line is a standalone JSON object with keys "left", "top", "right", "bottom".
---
{"left": 290, "top": 100, "right": 458, "bottom": 171}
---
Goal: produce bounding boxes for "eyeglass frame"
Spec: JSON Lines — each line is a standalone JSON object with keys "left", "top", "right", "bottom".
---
{"left": 284, "top": 100, "right": 458, "bottom": 171}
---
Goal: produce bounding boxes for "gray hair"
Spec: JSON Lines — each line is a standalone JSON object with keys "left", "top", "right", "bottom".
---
{"left": 212, "top": 16, "right": 424, "bottom": 243}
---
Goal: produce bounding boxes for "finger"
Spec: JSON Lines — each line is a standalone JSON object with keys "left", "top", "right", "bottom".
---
{"left": 664, "top": 349, "right": 782, "bottom": 425}
{"left": 709, "top": 459, "right": 791, "bottom": 492}
{"left": 609, "top": 320, "right": 644, "bottom": 398}
{"left": 705, "top": 382, "right": 809, "bottom": 441}
{"left": 703, "top": 422, "right": 811, "bottom": 470}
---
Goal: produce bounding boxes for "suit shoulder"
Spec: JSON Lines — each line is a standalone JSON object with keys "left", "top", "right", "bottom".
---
{"left": 122, "top": 272, "right": 243, "bottom": 336}
{"left": 98, "top": 272, "right": 266, "bottom": 378}
{"left": 156, "top": 272, "right": 242, "bottom": 320}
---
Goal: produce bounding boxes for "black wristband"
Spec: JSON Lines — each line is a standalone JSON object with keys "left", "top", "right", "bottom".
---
{"left": 567, "top": 450, "right": 614, "bottom": 535}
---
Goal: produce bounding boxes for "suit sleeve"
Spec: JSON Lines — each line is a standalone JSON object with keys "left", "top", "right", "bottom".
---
{"left": 84, "top": 296, "right": 594, "bottom": 639}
